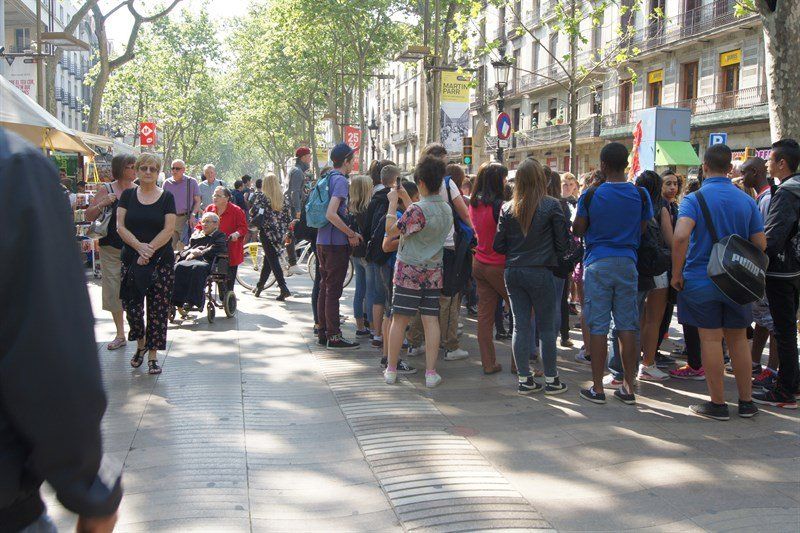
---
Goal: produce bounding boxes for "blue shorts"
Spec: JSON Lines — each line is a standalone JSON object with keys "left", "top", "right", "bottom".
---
{"left": 677, "top": 278, "right": 752, "bottom": 329}
{"left": 583, "top": 257, "right": 639, "bottom": 335}
{"left": 367, "top": 262, "right": 387, "bottom": 306}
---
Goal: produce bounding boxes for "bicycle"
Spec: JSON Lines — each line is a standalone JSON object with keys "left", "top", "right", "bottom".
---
{"left": 236, "top": 238, "right": 354, "bottom": 291}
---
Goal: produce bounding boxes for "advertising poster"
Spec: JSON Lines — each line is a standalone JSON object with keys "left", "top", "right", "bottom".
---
{"left": 440, "top": 71, "right": 471, "bottom": 154}
{"left": 7, "top": 60, "right": 37, "bottom": 98}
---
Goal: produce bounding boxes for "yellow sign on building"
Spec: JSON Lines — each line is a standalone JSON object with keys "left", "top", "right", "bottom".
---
{"left": 648, "top": 69, "right": 664, "bottom": 84}
{"left": 440, "top": 71, "right": 471, "bottom": 103}
{"left": 720, "top": 49, "right": 742, "bottom": 67}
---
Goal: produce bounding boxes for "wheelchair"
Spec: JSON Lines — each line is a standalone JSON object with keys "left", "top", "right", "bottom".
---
{"left": 170, "top": 254, "right": 237, "bottom": 324}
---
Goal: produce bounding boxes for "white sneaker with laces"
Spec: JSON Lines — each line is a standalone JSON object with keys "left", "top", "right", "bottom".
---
{"left": 638, "top": 363, "right": 670, "bottom": 381}
{"left": 444, "top": 348, "right": 469, "bottom": 361}
{"left": 425, "top": 372, "right": 442, "bottom": 388}
{"left": 602, "top": 374, "right": 623, "bottom": 389}
{"left": 384, "top": 370, "right": 397, "bottom": 384}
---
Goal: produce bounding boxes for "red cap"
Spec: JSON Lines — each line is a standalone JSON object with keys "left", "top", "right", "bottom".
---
{"left": 295, "top": 147, "right": 311, "bottom": 158}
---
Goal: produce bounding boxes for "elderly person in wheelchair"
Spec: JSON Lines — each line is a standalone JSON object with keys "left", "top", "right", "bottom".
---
{"left": 172, "top": 212, "right": 227, "bottom": 317}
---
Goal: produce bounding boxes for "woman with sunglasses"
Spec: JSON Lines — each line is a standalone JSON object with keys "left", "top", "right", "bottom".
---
{"left": 117, "top": 154, "right": 177, "bottom": 375}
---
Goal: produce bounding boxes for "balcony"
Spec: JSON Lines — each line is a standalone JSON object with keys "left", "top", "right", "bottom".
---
{"left": 55, "top": 88, "right": 63, "bottom": 101}
{"left": 601, "top": 86, "right": 769, "bottom": 138}
{"left": 515, "top": 115, "right": 602, "bottom": 149}
{"left": 627, "top": 0, "right": 757, "bottom": 60}
{"left": 400, "top": 98, "right": 408, "bottom": 111}
{"left": 391, "top": 129, "right": 418, "bottom": 144}
{"left": 408, "top": 93, "right": 417, "bottom": 108}
{"left": 524, "top": 9, "right": 540, "bottom": 27}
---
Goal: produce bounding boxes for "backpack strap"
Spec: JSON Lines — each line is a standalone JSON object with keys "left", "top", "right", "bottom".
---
{"left": 583, "top": 186, "right": 598, "bottom": 223}
{"left": 695, "top": 191, "right": 719, "bottom": 244}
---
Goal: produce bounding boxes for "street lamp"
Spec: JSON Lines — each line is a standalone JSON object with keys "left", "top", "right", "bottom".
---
{"left": 492, "top": 48, "right": 512, "bottom": 163}
{"left": 368, "top": 118, "right": 380, "bottom": 163}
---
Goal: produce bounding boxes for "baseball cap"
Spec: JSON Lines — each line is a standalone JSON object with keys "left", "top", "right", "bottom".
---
{"left": 295, "top": 146, "right": 311, "bottom": 158}
{"left": 330, "top": 142, "right": 356, "bottom": 164}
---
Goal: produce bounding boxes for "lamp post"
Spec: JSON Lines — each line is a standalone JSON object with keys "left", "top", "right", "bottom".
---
{"left": 368, "top": 118, "right": 380, "bottom": 165}
{"left": 491, "top": 49, "right": 511, "bottom": 163}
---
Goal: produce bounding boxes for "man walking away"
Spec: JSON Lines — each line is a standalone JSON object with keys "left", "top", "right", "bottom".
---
{"left": 754, "top": 139, "right": 800, "bottom": 409}
{"left": 573, "top": 142, "right": 653, "bottom": 406}
{"left": 317, "top": 142, "right": 363, "bottom": 349}
{"left": 286, "top": 147, "right": 312, "bottom": 275}
{"left": 671, "top": 144, "right": 765, "bottom": 420}
{"left": 0, "top": 128, "right": 122, "bottom": 532}
{"left": 163, "top": 159, "right": 201, "bottom": 250}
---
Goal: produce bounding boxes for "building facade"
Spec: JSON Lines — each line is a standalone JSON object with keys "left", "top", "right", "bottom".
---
{"left": 2, "top": 0, "right": 98, "bottom": 132}
{"left": 470, "top": 0, "right": 768, "bottom": 174}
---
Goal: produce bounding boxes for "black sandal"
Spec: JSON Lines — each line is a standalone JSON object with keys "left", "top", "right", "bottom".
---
{"left": 148, "top": 360, "right": 162, "bottom": 375}
{"left": 130, "top": 348, "right": 145, "bottom": 368}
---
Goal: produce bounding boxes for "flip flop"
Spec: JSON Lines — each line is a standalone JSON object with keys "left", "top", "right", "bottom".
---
{"left": 107, "top": 337, "right": 127, "bottom": 350}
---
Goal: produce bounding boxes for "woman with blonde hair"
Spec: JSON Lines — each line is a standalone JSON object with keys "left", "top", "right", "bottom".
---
{"left": 493, "top": 157, "right": 569, "bottom": 395}
{"left": 251, "top": 173, "right": 292, "bottom": 300}
{"left": 348, "top": 174, "right": 375, "bottom": 336}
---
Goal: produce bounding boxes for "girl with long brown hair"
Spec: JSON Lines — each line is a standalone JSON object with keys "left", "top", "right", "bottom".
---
{"left": 493, "top": 158, "right": 569, "bottom": 395}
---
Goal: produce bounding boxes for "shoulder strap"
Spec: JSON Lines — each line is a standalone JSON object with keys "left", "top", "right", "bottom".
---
{"left": 695, "top": 191, "right": 719, "bottom": 244}
{"left": 636, "top": 186, "right": 649, "bottom": 219}
{"left": 583, "top": 186, "right": 597, "bottom": 222}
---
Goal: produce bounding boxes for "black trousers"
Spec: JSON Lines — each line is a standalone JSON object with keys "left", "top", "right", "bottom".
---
{"left": 257, "top": 231, "right": 288, "bottom": 291}
{"left": 684, "top": 324, "right": 702, "bottom": 370}
{"left": 766, "top": 277, "right": 800, "bottom": 395}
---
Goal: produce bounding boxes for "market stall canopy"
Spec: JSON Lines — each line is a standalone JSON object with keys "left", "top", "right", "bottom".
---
{"left": 75, "top": 131, "right": 114, "bottom": 149}
{"left": 655, "top": 140, "right": 701, "bottom": 167}
{"left": 0, "top": 75, "right": 95, "bottom": 155}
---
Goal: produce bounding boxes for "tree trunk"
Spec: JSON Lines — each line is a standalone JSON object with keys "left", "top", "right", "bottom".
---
{"left": 357, "top": 59, "right": 366, "bottom": 171}
{"left": 88, "top": 65, "right": 110, "bottom": 133}
{"left": 759, "top": 0, "right": 800, "bottom": 140}
{"left": 568, "top": 0, "right": 579, "bottom": 174}
{"left": 45, "top": 55, "right": 58, "bottom": 115}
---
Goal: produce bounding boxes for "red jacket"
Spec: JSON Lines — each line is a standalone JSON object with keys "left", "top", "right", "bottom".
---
{"left": 199, "top": 203, "right": 248, "bottom": 266}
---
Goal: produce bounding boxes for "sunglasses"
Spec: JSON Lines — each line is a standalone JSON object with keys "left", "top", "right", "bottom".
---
{"left": 138, "top": 165, "right": 159, "bottom": 173}
{"left": 171, "top": 167, "right": 184, "bottom": 171}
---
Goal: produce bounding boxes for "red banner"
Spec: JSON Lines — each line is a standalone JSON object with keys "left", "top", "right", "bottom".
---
{"left": 344, "top": 126, "right": 361, "bottom": 171}
{"left": 139, "top": 122, "right": 156, "bottom": 146}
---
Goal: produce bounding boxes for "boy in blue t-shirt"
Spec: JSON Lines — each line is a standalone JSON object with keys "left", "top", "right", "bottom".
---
{"left": 672, "top": 144, "right": 766, "bottom": 421}
{"left": 573, "top": 142, "right": 653, "bottom": 406}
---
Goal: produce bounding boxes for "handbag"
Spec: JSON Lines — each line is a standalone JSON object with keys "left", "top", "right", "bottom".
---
{"left": 86, "top": 183, "right": 113, "bottom": 239}
{"left": 695, "top": 191, "right": 768, "bottom": 305}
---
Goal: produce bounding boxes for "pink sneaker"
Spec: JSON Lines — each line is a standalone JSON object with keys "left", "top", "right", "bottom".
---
{"left": 669, "top": 364, "right": 705, "bottom": 381}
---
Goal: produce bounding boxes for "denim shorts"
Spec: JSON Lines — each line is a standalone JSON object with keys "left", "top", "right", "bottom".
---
{"left": 367, "top": 262, "right": 387, "bottom": 306}
{"left": 677, "top": 278, "right": 752, "bottom": 329}
{"left": 583, "top": 256, "right": 639, "bottom": 335}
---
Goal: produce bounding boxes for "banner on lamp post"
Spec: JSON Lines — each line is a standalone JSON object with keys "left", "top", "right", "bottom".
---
{"left": 344, "top": 126, "right": 361, "bottom": 172}
{"left": 440, "top": 71, "right": 471, "bottom": 154}
{"left": 139, "top": 122, "right": 156, "bottom": 146}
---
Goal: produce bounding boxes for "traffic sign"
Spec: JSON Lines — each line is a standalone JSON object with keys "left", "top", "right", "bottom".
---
{"left": 139, "top": 122, "right": 156, "bottom": 146}
{"left": 709, "top": 132, "right": 727, "bottom": 147}
{"left": 498, "top": 139, "right": 509, "bottom": 148}
{"left": 496, "top": 112, "right": 512, "bottom": 140}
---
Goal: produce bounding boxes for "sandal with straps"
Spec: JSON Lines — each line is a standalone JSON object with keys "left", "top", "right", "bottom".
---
{"left": 148, "top": 360, "right": 162, "bottom": 375}
{"left": 130, "top": 348, "right": 145, "bottom": 368}
{"left": 107, "top": 337, "right": 127, "bottom": 350}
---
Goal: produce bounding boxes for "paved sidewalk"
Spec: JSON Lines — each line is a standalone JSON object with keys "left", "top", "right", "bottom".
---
{"left": 44, "top": 273, "right": 799, "bottom": 532}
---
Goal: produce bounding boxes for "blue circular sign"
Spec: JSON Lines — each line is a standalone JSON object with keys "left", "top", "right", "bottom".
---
{"left": 496, "top": 113, "right": 512, "bottom": 140}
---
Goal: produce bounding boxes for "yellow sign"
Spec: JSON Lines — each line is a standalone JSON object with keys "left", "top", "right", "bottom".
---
{"left": 648, "top": 69, "right": 664, "bottom": 84}
{"left": 720, "top": 49, "right": 742, "bottom": 67}
{"left": 440, "top": 71, "right": 471, "bottom": 103}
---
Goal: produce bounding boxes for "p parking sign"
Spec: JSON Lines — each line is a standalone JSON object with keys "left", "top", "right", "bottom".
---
{"left": 709, "top": 133, "right": 727, "bottom": 147}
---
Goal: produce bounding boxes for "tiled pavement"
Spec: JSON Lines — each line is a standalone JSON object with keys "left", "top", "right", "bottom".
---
{"left": 44, "top": 273, "right": 799, "bottom": 531}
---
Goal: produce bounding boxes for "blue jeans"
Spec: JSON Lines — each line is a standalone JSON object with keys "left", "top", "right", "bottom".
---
{"left": 553, "top": 276, "right": 566, "bottom": 332}
{"left": 366, "top": 262, "right": 386, "bottom": 310}
{"left": 583, "top": 257, "right": 640, "bottom": 335}
{"left": 353, "top": 258, "right": 367, "bottom": 322}
{"left": 505, "top": 266, "right": 558, "bottom": 378}
{"left": 608, "top": 289, "right": 649, "bottom": 379}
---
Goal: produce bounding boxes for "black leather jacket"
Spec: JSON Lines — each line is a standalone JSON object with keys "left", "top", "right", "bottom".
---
{"left": 0, "top": 129, "right": 122, "bottom": 531}
{"left": 493, "top": 196, "right": 568, "bottom": 268}
{"left": 765, "top": 174, "right": 800, "bottom": 279}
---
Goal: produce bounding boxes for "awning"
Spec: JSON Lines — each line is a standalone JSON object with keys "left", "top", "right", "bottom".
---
{"left": 0, "top": 75, "right": 95, "bottom": 155}
{"left": 655, "top": 140, "right": 701, "bottom": 166}
{"left": 76, "top": 131, "right": 114, "bottom": 148}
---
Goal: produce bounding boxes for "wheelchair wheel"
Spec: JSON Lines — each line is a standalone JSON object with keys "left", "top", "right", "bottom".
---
{"left": 224, "top": 290, "right": 237, "bottom": 317}
{"left": 207, "top": 301, "right": 215, "bottom": 323}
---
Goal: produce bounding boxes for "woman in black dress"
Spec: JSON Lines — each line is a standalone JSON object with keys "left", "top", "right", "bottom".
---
{"left": 117, "top": 154, "right": 177, "bottom": 374}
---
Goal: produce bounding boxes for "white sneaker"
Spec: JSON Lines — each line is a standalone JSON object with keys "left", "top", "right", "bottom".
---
{"left": 575, "top": 349, "right": 591, "bottom": 365}
{"left": 407, "top": 346, "right": 426, "bottom": 357}
{"left": 638, "top": 363, "right": 670, "bottom": 381}
{"left": 444, "top": 348, "right": 469, "bottom": 361}
{"left": 384, "top": 370, "right": 397, "bottom": 384}
{"left": 425, "top": 372, "right": 442, "bottom": 388}
{"left": 602, "top": 374, "right": 623, "bottom": 389}
{"left": 287, "top": 264, "right": 304, "bottom": 276}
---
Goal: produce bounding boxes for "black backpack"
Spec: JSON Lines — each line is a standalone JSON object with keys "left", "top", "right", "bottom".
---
{"left": 365, "top": 214, "right": 392, "bottom": 265}
{"left": 441, "top": 177, "right": 476, "bottom": 297}
{"left": 584, "top": 185, "right": 670, "bottom": 277}
{"left": 696, "top": 191, "right": 768, "bottom": 305}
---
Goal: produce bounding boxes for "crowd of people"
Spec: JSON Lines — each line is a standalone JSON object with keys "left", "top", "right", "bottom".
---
{"left": 299, "top": 138, "right": 800, "bottom": 420}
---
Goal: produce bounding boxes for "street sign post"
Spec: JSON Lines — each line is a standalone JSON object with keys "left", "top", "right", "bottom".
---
{"left": 496, "top": 112, "right": 512, "bottom": 140}
{"left": 709, "top": 132, "right": 727, "bottom": 147}
{"left": 139, "top": 122, "right": 156, "bottom": 146}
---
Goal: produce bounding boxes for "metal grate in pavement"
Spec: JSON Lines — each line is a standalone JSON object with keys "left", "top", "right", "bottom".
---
{"left": 309, "top": 347, "right": 553, "bottom": 532}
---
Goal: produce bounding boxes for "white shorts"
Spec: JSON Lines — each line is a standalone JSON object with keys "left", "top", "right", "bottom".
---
{"left": 653, "top": 272, "right": 669, "bottom": 290}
